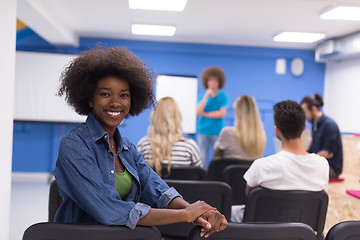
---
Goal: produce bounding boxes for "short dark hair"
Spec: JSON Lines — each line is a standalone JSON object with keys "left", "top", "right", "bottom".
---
{"left": 301, "top": 93, "right": 323, "bottom": 110}
{"left": 273, "top": 100, "right": 305, "bottom": 139}
{"left": 58, "top": 47, "right": 155, "bottom": 117}
{"left": 201, "top": 66, "right": 226, "bottom": 89}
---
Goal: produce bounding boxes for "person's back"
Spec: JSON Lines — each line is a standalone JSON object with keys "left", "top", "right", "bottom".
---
{"left": 137, "top": 136, "right": 201, "bottom": 167}
{"left": 231, "top": 100, "right": 329, "bottom": 223}
{"left": 214, "top": 95, "right": 266, "bottom": 160}
{"left": 245, "top": 151, "right": 328, "bottom": 192}
{"left": 137, "top": 97, "right": 202, "bottom": 177}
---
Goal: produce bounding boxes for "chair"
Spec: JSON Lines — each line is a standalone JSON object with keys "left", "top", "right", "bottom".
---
{"left": 22, "top": 222, "right": 162, "bottom": 240}
{"left": 222, "top": 164, "right": 251, "bottom": 205}
{"left": 325, "top": 221, "right": 360, "bottom": 240}
{"left": 243, "top": 187, "right": 328, "bottom": 240}
{"left": 157, "top": 179, "right": 232, "bottom": 240}
{"left": 161, "top": 166, "right": 207, "bottom": 180}
{"left": 207, "top": 158, "right": 252, "bottom": 181}
{"left": 49, "top": 180, "right": 63, "bottom": 222}
{"left": 188, "top": 222, "right": 316, "bottom": 240}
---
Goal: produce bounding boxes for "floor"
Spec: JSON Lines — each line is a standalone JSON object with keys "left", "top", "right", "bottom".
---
{"left": 324, "top": 135, "right": 360, "bottom": 234}
{"left": 9, "top": 135, "right": 360, "bottom": 240}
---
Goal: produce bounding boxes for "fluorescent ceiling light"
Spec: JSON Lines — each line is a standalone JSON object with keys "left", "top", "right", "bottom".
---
{"left": 131, "top": 24, "right": 176, "bottom": 36}
{"left": 320, "top": 5, "right": 360, "bottom": 20}
{"left": 273, "top": 32, "right": 326, "bottom": 43}
{"left": 129, "top": 0, "right": 187, "bottom": 11}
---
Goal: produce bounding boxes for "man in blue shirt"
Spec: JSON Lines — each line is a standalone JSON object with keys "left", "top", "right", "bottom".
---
{"left": 196, "top": 66, "right": 228, "bottom": 168}
{"left": 301, "top": 94, "right": 343, "bottom": 178}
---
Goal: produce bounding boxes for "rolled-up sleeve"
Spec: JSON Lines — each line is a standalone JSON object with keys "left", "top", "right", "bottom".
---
{"left": 127, "top": 203, "right": 151, "bottom": 229}
{"left": 157, "top": 187, "right": 181, "bottom": 209}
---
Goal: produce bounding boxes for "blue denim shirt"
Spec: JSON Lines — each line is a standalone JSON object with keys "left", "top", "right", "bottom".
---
{"left": 54, "top": 113, "right": 181, "bottom": 229}
{"left": 308, "top": 114, "right": 343, "bottom": 174}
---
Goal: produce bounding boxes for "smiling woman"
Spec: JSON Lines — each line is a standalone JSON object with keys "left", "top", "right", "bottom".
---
{"left": 54, "top": 47, "right": 227, "bottom": 237}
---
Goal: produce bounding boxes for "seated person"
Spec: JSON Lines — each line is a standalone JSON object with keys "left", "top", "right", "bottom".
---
{"left": 55, "top": 47, "right": 226, "bottom": 238}
{"left": 213, "top": 95, "right": 266, "bottom": 160}
{"left": 301, "top": 93, "right": 343, "bottom": 179}
{"left": 231, "top": 100, "right": 329, "bottom": 223}
{"left": 137, "top": 97, "right": 202, "bottom": 177}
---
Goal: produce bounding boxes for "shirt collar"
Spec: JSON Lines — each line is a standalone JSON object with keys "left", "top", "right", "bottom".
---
{"left": 86, "top": 113, "right": 129, "bottom": 151}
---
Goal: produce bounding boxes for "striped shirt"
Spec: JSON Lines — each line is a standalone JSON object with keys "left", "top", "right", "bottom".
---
{"left": 137, "top": 137, "right": 202, "bottom": 167}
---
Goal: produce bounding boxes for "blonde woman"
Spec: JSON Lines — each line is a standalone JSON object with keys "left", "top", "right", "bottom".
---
{"left": 214, "top": 95, "right": 266, "bottom": 160}
{"left": 137, "top": 97, "right": 202, "bottom": 176}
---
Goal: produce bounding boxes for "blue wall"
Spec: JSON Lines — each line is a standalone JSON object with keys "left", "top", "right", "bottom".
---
{"left": 13, "top": 30, "right": 325, "bottom": 172}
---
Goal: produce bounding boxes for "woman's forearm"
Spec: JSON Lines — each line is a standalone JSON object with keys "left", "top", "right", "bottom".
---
{"left": 203, "top": 107, "right": 227, "bottom": 119}
{"left": 137, "top": 199, "right": 213, "bottom": 226}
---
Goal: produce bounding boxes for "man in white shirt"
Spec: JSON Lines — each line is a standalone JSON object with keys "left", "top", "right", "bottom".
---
{"left": 232, "top": 100, "right": 329, "bottom": 222}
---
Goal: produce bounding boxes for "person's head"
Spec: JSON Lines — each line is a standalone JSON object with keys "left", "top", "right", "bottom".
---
{"left": 148, "top": 97, "right": 183, "bottom": 176}
{"left": 58, "top": 47, "right": 155, "bottom": 127}
{"left": 273, "top": 100, "right": 306, "bottom": 140}
{"left": 233, "top": 95, "right": 266, "bottom": 158}
{"left": 201, "top": 66, "right": 225, "bottom": 90}
{"left": 300, "top": 93, "right": 323, "bottom": 123}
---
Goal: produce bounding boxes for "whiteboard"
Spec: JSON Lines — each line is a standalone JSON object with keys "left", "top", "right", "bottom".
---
{"left": 14, "top": 51, "right": 86, "bottom": 123}
{"left": 156, "top": 75, "right": 198, "bottom": 134}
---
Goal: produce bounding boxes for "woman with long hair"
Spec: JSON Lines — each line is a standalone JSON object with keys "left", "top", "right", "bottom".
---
{"left": 214, "top": 95, "right": 266, "bottom": 160}
{"left": 138, "top": 97, "right": 201, "bottom": 177}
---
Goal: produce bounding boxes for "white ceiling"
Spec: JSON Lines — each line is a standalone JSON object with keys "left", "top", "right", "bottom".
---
{"left": 17, "top": 0, "right": 360, "bottom": 50}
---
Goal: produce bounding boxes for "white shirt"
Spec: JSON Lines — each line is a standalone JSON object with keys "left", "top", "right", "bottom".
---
{"left": 244, "top": 150, "right": 329, "bottom": 192}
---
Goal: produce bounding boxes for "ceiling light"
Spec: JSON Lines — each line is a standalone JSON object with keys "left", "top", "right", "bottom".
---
{"left": 273, "top": 32, "right": 326, "bottom": 43}
{"left": 129, "top": 0, "right": 187, "bottom": 11}
{"left": 131, "top": 24, "right": 176, "bottom": 36}
{"left": 320, "top": 5, "right": 360, "bottom": 20}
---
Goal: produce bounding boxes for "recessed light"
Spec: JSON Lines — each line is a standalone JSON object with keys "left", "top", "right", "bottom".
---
{"left": 129, "top": 0, "right": 188, "bottom": 11}
{"left": 320, "top": 5, "right": 360, "bottom": 20}
{"left": 131, "top": 24, "right": 176, "bottom": 36}
{"left": 273, "top": 32, "right": 326, "bottom": 43}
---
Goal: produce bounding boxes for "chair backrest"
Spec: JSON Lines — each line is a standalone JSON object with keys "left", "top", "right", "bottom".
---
{"left": 49, "top": 180, "right": 63, "bottom": 222}
{"left": 243, "top": 186, "right": 328, "bottom": 240}
{"left": 161, "top": 166, "right": 207, "bottom": 180}
{"left": 325, "top": 221, "right": 360, "bottom": 240}
{"left": 222, "top": 164, "right": 251, "bottom": 205}
{"left": 157, "top": 179, "right": 232, "bottom": 240}
{"left": 207, "top": 158, "right": 252, "bottom": 181}
{"left": 188, "top": 222, "right": 317, "bottom": 240}
{"left": 22, "top": 222, "right": 162, "bottom": 240}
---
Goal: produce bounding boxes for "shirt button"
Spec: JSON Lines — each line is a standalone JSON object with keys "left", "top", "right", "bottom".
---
{"left": 111, "top": 170, "right": 114, "bottom": 174}
{"left": 104, "top": 135, "right": 107, "bottom": 139}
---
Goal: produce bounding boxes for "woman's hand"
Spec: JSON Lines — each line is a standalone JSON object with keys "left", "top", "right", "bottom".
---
{"left": 183, "top": 201, "right": 215, "bottom": 223}
{"left": 196, "top": 209, "right": 228, "bottom": 238}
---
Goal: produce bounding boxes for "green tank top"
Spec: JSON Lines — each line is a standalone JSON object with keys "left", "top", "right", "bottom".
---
{"left": 115, "top": 169, "right": 133, "bottom": 199}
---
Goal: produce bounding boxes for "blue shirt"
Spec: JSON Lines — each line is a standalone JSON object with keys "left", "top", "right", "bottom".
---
{"left": 197, "top": 90, "right": 228, "bottom": 136}
{"left": 54, "top": 113, "right": 181, "bottom": 229}
{"left": 308, "top": 114, "right": 343, "bottom": 174}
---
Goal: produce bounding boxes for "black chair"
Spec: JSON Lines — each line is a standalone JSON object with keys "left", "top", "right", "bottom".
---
{"left": 222, "top": 164, "right": 251, "bottom": 205}
{"left": 325, "top": 221, "right": 360, "bottom": 240}
{"left": 22, "top": 222, "right": 162, "bottom": 240}
{"left": 161, "top": 166, "right": 207, "bottom": 180}
{"left": 188, "top": 222, "right": 316, "bottom": 240}
{"left": 207, "top": 158, "right": 252, "bottom": 181}
{"left": 49, "top": 180, "right": 63, "bottom": 222}
{"left": 157, "top": 179, "right": 232, "bottom": 240}
{"left": 243, "top": 187, "right": 328, "bottom": 240}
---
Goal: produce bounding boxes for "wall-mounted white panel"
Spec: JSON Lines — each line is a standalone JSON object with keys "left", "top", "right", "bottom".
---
{"left": 324, "top": 58, "right": 360, "bottom": 133}
{"left": 156, "top": 75, "right": 198, "bottom": 134}
{"left": 14, "top": 51, "right": 85, "bottom": 123}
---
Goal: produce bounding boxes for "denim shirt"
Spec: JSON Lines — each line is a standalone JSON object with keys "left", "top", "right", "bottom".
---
{"left": 54, "top": 113, "right": 181, "bottom": 229}
{"left": 308, "top": 114, "right": 343, "bottom": 174}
